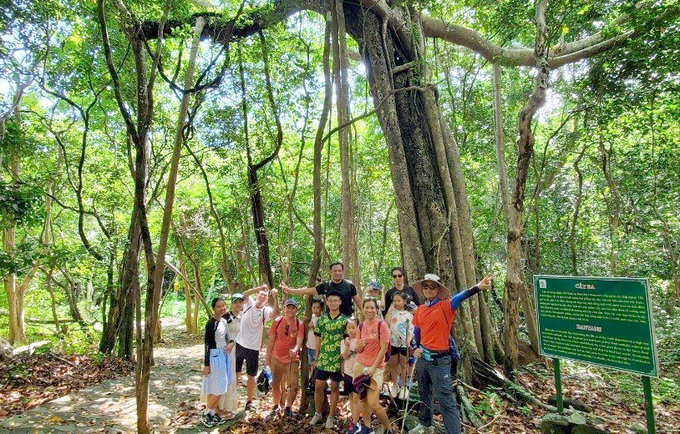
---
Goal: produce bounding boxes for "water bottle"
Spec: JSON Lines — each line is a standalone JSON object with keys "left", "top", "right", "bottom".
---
{"left": 264, "top": 366, "right": 272, "bottom": 382}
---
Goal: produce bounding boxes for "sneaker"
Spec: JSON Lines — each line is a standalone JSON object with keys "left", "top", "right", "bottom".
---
{"left": 347, "top": 422, "right": 361, "bottom": 434}
{"left": 388, "top": 383, "right": 399, "bottom": 397}
{"left": 358, "top": 425, "right": 375, "bottom": 434}
{"left": 399, "top": 387, "right": 409, "bottom": 400}
{"left": 201, "top": 413, "right": 215, "bottom": 428}
{"left": 210, "top": 413, "right": 226, "bottom": 425}
{"left": 269, "top": 406, "right": 279, "bottom": 417}
{"left": 309, "top": 413, "right": 323, "bottom": 425}
{"left": 325, "top": 416, "right": 334, "bottom": 429}
{"left": 244, "top": 401, "right": 253, "bottom": 411}
{"left": 284, "top": 406, "right": 292, "bottom": 417}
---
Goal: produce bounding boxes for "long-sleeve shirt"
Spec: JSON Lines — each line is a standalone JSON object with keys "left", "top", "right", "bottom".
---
{"left": 413, "top": 286, "right": 480, "bottom": 352}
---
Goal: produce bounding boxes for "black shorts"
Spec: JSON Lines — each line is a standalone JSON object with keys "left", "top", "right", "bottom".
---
{"left": 341, "top": 373, "right": 354, "bottom": 396}
{"left": 314, "top": 369, "right": 343, "bottom": 383}
{"left": 235, "top": 342, "right": 259, "bottom": 377}
{"left": 390, "top": 345, "right": 408, "bottom": 356}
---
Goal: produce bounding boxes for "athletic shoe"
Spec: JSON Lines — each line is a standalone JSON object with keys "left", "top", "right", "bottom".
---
{"left": 309, "top": 413, "right": 323, "bottom": 425}
{"left": 358, "top": 425, "right": 375, "bottom": 434}
{"left": 210, "top": 413, "right": 226, "bottom": 425}
{"left": 269, "top": 406, "right": 279, "bottom": 417}
{"left": 284, "top": 406, "right": 292, "bottom": 417}
{"left": 201, "top": 413, "right": 215, "bottom": 428}
{"left": 244, "top": 401, "right": 253, "bottom": 411}
{"left": 325, "top": 416, "right": 334, "bottom": 429}
{"left": 347, "top": 422, "right": 361, "bottom": 434}
{"left": 399, "top": 387, "right": 409, "bottom": 400}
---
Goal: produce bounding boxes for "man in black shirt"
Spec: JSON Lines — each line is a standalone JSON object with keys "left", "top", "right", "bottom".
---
{"left": 281, "top": 262, "right": 362, "bottom": 317}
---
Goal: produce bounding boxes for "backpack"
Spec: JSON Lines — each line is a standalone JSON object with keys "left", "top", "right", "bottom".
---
{"left": 358, "top": 320, "right": 391, "bottom": 363}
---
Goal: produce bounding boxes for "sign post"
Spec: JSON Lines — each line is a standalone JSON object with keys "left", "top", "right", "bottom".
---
{"left": 534, "top": 276, "right": 659, "bottom": 432}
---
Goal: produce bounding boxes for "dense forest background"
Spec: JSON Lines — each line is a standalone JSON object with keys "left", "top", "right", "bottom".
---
{"left": 1, "top": 0, "right": 679, "bottom": 431}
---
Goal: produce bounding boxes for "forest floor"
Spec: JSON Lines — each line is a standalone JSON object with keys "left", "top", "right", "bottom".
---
{"left": 1, "top": 318, "right": 678, "bottom": 433}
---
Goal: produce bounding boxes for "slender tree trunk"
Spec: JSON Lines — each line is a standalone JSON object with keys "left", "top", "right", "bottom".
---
{"left": 504, "top": 0, "right": 549, "bottom": 378}
{"left": 3, "top": 90, "right": 25, "bottom": 345}
{"left": 598, "top": 136, "right": 622, "bottom": 275}
{"left": 300, "top": 19, "right": 332, "bottom": 412}
{"left": 332, "top": 0, "right": 360, "bottom": 287}
{"left": 42, "top": 270, "right": 58, "bottom": 333}
{"left": 570, "top": 144, "right": 587, "bottom": 274}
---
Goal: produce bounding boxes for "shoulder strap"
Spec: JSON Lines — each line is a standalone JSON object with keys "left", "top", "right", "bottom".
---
{"left": 274, "top": 316, "right": 284, "bottom": 333}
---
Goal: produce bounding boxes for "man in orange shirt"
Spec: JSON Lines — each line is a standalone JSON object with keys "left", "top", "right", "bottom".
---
{"left": 410, "top": 273, "right": 493, "bottom": 434}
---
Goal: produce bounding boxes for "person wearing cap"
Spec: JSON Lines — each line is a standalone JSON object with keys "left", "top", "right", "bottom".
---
{"left": 410, "top": 273, "right": 493, "bottom": 434}
{"left": 234, "top": 284, "right": 280, "bottom": 411}
{"left": 216, "top": 292, "right": 245, "bottom": 414}
{"left": 266, "top": 298, "right": 304, "bottom": 417}
{"left": 281, "top": 262, "right": 362, "bottom": 317}
{"left": 363, "top": 281, "right": 384, "bottom": 319}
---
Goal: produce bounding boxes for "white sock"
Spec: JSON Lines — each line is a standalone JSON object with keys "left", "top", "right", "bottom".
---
{"left": 205, "top": 408, "right": 215, "bottom": 416}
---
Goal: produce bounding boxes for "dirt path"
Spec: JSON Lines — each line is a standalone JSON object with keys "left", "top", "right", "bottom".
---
{"left": 0, "top": 318, "right": 235, "bottom": 434}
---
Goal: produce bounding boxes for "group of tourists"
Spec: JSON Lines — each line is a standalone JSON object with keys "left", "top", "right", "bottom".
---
{"left": 201, "top": 261, "right": 493, "bottom": 434}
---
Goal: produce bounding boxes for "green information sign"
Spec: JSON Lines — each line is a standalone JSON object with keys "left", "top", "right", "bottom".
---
{"left": 534, "top": 275, "right": 659, "bottom": 377}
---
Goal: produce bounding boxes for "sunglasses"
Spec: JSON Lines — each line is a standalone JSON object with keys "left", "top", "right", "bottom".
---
{"left": 392, "top": 274, "right": 403, "bottom": 278}
{"left": 422, "top": 284, "right": 438, "bottom": 290}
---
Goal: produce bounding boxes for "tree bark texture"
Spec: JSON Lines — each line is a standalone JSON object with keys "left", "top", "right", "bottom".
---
{"left": 342, "top": 3, "right": 489, "bottom": 381}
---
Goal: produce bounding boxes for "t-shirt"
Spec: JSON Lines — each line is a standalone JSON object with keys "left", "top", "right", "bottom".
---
{"left": 341, "top": 338, "right": 357, "bottom": 374}
{"left": 215, "top": 318, "right": 228, "bottom": 348}
{"left": 388, "top": 310, "right": 413, "bottom": 348}
{"left": 383, "top": 285, "right": 420, "bottom": 316}
{"left": 269, "top": 316, "right": 303, "bottom": 364}
{"left": 316, "top": 280, "right": 358, "bottom": 317}
{"left": 306, "top": 314, "right": 319, "bottom": 350}
{"left": 235, "top": 296, "right": 275, "bottom": 351}
{"left": 413, "top": 299, "right": 456, "bottom": 352}
{"left": 356, "top": 319, "right": 390, "bottom": 368}
{"left": 314, "top": 312, "right": 348, "bottom": 372}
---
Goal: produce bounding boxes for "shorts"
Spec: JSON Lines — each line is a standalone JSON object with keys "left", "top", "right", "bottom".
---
{"left": 390, "top": 345, "right": 408, "bottom": 357}
{"left": 341, "top": 373, "right": 354, "bottom": 396}
{"left": 235, "top": 342, "right": 259, "bottom": 377}
{"left": 314, "top": 368, "right": 343, "bottom": 383}
{"left": 271, "top": 357, "right": 300, "bottom": 388}
{"left": 352, "top": 361, "right": 385, "bottom": 390}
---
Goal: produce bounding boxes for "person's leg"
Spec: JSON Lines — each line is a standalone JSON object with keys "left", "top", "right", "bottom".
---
{"left": 366, "top": 383, "right": 392, "bottom": 430}
{"left": 244, "top": 347, "right": 259, "bottom": 406}
{"left": 206, "top": 394, "right": 220, "bottom": 409}
{"left": 328, "top": 380, "right": 340, "bottom": 417}
{"left": 270, "top": 359, "right": 284, "bottom": 408}
{"left": 309, "top": 370, "right": 326, "bottom": 425}
{"left": 387, "top": 353, "right": 399, "bottom": 393}
{"left": 431, "top": 356, "right": 461, "bottom": 434}
{"left": 415, "top": 358, "right": 433, "bottom": 427}
{"left": 285, "top": 360, "right": 299, "bottom": 409}
{"left": 313, "top": 378, "right": 326, "bottom": 415}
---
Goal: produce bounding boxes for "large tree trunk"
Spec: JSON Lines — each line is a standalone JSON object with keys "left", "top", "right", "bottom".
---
{"left": 342, "top": 3, "right": 489, "bottom": 382}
